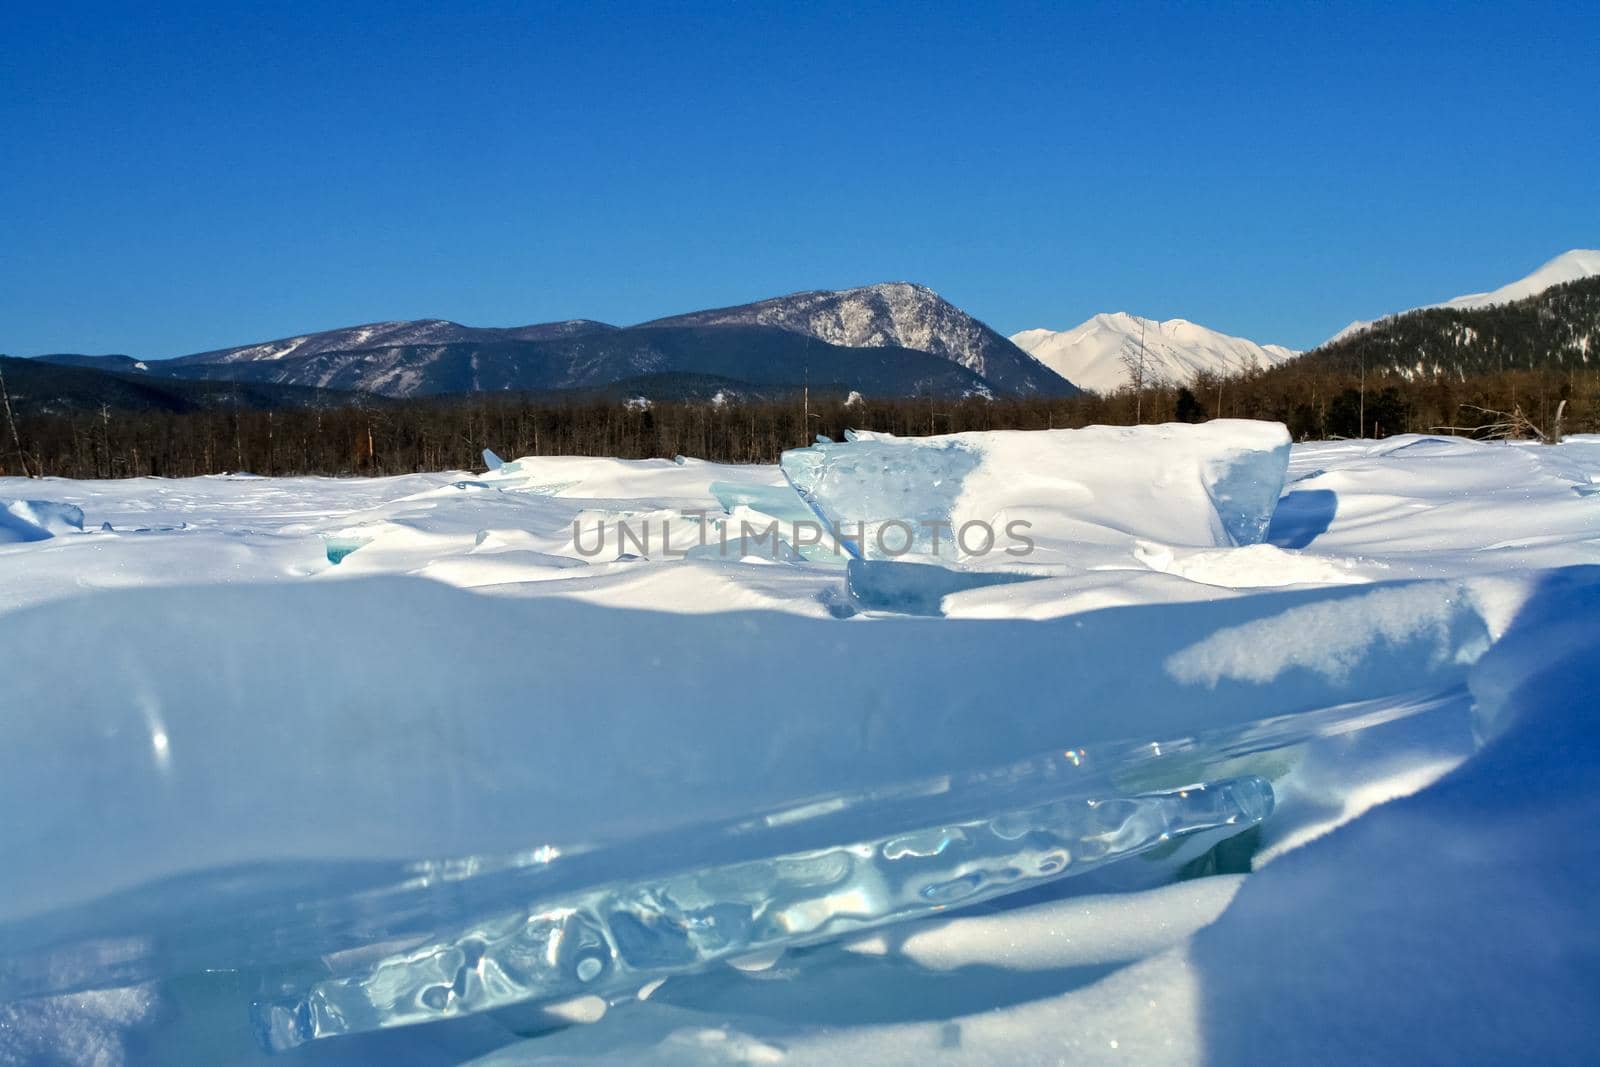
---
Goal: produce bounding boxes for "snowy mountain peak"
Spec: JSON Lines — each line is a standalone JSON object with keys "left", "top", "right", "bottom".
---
{"left": 1327, "top": 249, "right": 1600, "bottom": 345}
{"left": 1011, "top": 313, "right": 1298, "bottom": 395}
{"left": 1439, "top": 248, "right": 1600, "bottom": 310}
{"left": 640, "top": 283, "right": 1077, "bottom": 395}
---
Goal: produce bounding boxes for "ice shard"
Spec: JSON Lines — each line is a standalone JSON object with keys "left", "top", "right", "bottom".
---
{"left": 781, "top": 435, "right": 981, "bottom": 561}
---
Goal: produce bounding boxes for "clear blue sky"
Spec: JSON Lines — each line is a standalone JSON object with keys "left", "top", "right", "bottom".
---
{"left": 3, "top": 1, "right": 1596, "bottom": 358}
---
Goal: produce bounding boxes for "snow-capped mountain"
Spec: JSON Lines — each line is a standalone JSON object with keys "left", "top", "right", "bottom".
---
{"left": 1010, "top": 313, "right": 1298, "bottom": 394}
{"left": 643, "top": 282, "right": 1073, "bottom": 395}
{"left": 1327, "top": 249, "right": 1600, "bottom": 345}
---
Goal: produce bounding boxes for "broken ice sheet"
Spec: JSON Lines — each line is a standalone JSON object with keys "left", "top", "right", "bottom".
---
{"left": 257, "top": 776, "right": 1272, "bottom": 1050}
{"left": 253, "top": 685, "right": 1462, "bottom": 1051}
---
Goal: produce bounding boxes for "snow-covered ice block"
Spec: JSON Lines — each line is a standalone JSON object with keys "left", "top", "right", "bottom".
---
{"left": 0, "top": 499, "right": 84, "bottom": 543}
{"left": 781, "top": 421, "right": 1292, "bottom": 566}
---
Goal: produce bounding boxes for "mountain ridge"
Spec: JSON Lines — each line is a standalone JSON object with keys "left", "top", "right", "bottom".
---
{"left": 1328, "top": 249, "right": 1600, "bottom": 345}
{"left": 0, "top": 355, "right": 356, "bottom": 417}
{"left": 1291, "top": 273, "right": 1600, "bottom": 379}
{"left": 158, "top": 325, "right": 1005, "bottom": 399}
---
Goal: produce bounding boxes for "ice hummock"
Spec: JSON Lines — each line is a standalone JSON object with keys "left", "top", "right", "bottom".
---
{"left": 781, "top": 421, "right": 1292, "bottom": 565}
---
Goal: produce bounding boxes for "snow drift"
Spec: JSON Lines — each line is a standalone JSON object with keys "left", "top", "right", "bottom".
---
{"left": 0, "top": 499, "right": 84, "bottom": 543}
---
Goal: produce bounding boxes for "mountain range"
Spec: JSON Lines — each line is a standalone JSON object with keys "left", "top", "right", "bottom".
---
{"left": 1008, "top": 249, "right": 1600, "bottom": 393}
{"left": 25, "top": 284, "right": 1075, "bottom": 406}
{"left": 12, "top": 251, "right": 1599, "bottom": 414}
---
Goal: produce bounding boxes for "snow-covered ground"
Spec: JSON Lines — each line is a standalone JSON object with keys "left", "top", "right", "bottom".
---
{"left": 2, "top": 428, "right": 1599, "bottom": 1065}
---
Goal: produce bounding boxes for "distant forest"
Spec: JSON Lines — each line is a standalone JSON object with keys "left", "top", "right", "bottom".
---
{"left": 3, "top": 275, "right": 1596, "bottom": 478}
{"left": 1, "top": 365, "right": 1591, "bottom": 480}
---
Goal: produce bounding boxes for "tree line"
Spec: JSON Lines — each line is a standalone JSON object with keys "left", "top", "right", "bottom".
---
{"left": 3, "top": 363, "right": 1593, "bottom": 480}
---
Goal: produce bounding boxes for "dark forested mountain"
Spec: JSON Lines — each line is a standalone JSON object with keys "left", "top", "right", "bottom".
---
{"left": 1295, "top": 275, "right": 1600, "bottom": 379}
{"left": 168, "top": 319, "right": 618, "bottom": 367}
{"left": 0, "top": 355, "right": 353, "bottom": 417}
{"left": 106, "top": 284, "right": 1078, "bottom": 400}
{"left": 31, "top": 354, "right": 151, "bottom": 373}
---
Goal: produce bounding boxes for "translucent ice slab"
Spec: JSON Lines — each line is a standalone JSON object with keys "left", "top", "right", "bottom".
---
{"left": 782, "top": 436, "right": 981, "bottom": 560}
{"left": 780, "top": 422, "right": 1292, "bottom": 565}
{"left": 251, "top": 685, "right": 1464, "bottom": 1051}
{"left": 708, "top": 481, "right": 848, "bottom": 563}
{"left": 256, "top": 776, "right": 1272, "bottom": 1050}
{"left": 846, "top": 558, "right": 1039, "bottom": 615}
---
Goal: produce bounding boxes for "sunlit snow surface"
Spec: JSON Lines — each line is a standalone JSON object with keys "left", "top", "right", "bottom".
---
{"left": 3, "top": 428, "right": 1600, "bottom": 1065}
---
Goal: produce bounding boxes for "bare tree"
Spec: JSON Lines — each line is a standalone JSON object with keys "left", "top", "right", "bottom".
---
{"left": 1358, "top": 353, "right": 1366, "bottom": 439}
{"left": 1119, "top": 317, "right": 1150, "bottom": 423}
{"left": 1433, "top": 403, "right": 1561, "bottom": 443}
{"left": 0, "top": 362, "right": 36, "bottom": 478}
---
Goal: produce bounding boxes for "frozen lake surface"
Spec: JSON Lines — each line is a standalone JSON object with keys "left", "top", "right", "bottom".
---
{"left": 3, "top": 426, "right": 1599, "bottom": 1065}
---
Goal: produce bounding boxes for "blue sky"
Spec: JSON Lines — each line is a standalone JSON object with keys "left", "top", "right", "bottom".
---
{"left": 2, "top": 1, "right": 1596, "bottom": 358}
